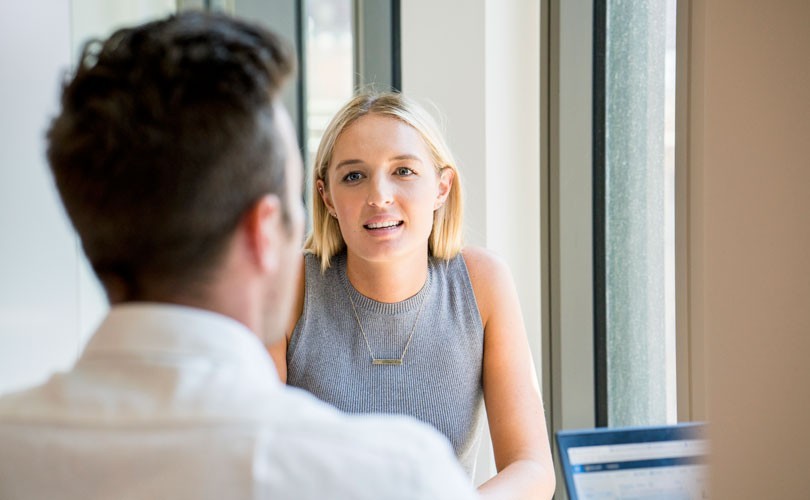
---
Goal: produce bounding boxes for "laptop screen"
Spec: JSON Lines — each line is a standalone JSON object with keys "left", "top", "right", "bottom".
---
{"left": 556, "top": 422, "right": 709, "bottom": 500}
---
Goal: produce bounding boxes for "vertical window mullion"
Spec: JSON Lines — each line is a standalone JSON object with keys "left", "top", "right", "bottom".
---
{"left": 353, "top": 0, "right": 400, "bottom": 92}
{"left": 593, "top": 0, "right": 609, "bottom": 429}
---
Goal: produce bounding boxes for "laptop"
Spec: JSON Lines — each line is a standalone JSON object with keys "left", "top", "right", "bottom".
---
{"left": 556, "top": 422, "right": 709, "bottom": 500}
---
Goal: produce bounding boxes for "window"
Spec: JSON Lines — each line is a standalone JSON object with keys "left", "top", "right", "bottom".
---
{"left": 594, "top": 0, "right": 679, "bottom": 427}
{"left": 303, "top": 0, "right": 400, "bottom": 162}
{"left": 303, "top": 0, "right": 354, "bottom": 157}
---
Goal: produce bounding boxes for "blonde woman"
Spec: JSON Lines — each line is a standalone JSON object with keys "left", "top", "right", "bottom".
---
{"left": 270, "top": 92, "right": 555, "bottom": 499}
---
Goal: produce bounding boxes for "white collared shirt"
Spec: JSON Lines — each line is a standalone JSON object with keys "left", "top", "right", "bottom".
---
{"left": 0, "top": 303, "right": 477, "bottom": 500}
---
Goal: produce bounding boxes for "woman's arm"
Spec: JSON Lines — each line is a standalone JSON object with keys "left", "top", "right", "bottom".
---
{"left": 268, "top": 256, "right": 306, "bottom": 384}
{"left": 463, "top": 247, "right": 556, "bottom": 500}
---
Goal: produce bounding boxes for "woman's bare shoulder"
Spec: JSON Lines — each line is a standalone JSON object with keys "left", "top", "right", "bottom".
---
{"left": 460, "top": 246, "right": 516, "bottom": 325}
{"left": 460, "top": 246, "right": 510, "bottom": 282}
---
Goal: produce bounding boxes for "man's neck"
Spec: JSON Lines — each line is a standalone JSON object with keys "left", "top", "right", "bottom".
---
{"left": 110, "top": 281, "right": 262, "bottom": 338}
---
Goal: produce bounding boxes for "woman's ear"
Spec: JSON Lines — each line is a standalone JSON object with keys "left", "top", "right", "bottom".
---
{"left": 434, "top": 167, "right": 455, "bottom": 210}
{"left": 317, "top": 179, "right": 337, "bottom": 217}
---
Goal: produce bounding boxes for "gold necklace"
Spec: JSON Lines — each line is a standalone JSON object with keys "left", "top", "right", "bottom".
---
{"left": 346, "top": 279, "right": 430, "bottom": 366}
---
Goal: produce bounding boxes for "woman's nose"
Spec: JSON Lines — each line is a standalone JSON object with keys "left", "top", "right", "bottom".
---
{"left": 367, "top": 176, "right": 394, "bottom": 206}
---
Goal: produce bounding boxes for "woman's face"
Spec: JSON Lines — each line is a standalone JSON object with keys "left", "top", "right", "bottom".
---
{"left": 319, "top": 113, "right": 453, "bottom": 266}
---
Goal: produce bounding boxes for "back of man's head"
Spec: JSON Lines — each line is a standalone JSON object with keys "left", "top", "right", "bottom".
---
{"left": 47, "top": 11, "right": 295, "bottom": 302}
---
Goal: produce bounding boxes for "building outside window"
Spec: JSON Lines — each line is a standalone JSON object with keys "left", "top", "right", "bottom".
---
{"left": 597, "top": 0, "right": 679, "bottom": 427}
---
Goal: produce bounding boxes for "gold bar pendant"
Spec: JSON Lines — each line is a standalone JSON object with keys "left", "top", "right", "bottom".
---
{"left": 372, "top": 359, "right": 403, "bottom": 366}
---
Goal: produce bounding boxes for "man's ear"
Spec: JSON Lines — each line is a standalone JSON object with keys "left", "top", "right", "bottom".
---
{"left": 243, "top": 194, "right": 283, "bottom": 274}
{"left": 434, "top": 167, "right": 455, "bottom": 210}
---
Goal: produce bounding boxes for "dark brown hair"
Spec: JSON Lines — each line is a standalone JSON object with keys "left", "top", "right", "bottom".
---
{"left": 47, "top": 11, "right": 295, "bottom": 301}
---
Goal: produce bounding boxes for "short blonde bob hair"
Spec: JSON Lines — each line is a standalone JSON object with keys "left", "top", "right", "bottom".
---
{"left": 304, "top": 92, "right": 464, "bottom": 271}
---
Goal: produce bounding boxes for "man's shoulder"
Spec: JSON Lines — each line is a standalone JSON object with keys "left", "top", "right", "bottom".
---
{"left": 270, "top": 385, "right": 449, "bottom": 453}
{"left": 0, "top": 382, "right": 477, "bottom": 499}
{"left": 0, "top": 377, "right": 60, "bottom": 419}
{"left": 262, "top": 386, "right": 478, "bottom": 499}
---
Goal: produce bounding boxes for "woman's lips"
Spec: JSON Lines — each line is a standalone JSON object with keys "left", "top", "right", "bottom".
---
{"left": 364, "top": 220, "right": 403, "bottom": 230}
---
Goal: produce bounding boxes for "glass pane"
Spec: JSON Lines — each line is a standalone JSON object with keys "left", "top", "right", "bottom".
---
{"left": 304, "top": 0, "right": 354, "bottom": 159}
{"left": 605, "top": 0, "right": 678, "bottom": 427}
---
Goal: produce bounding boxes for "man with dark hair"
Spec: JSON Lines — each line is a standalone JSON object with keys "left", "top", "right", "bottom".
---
{"left": 0, "top": 12, "right": 476, "bottom": 499}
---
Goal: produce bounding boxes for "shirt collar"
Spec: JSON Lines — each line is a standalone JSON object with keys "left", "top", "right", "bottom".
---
{"left": 80, "top": 302, "right": 280, "bottom": 387}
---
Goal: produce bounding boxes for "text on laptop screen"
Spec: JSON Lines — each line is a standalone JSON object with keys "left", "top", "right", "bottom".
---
{"left": 556, "top": 423, "right": 709, "bottom": 500}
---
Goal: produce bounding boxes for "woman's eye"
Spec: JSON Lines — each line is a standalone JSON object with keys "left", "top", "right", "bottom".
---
{"left": 342, "top": 172, "right": 363, "bottom": 183}
{"left": 395, "top": 167, "right": 415, "bottom": 176}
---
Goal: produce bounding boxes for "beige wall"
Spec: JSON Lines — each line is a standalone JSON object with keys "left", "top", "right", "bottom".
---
{"left": 689, "top": 0, "right": 810, "bottom": 497}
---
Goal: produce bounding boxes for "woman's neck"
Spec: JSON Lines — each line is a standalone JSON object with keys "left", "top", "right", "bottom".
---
{"left": 345, "top": 250, "right": 429, "bottom": 303}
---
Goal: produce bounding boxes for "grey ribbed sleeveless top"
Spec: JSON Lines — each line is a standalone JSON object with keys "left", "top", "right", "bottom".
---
{"left": 287, "top": 251, "right": 485, "bottom": 476}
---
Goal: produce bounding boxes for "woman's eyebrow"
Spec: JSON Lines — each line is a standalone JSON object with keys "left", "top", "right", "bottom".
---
{"left": 334, "top": 159, "right": 365, "bottom": 170}
{"left": 335, "top": 155, "right": 423, "bottom": 170}
{"left": 390, "top": 154, "right": 423, "bottom": 163}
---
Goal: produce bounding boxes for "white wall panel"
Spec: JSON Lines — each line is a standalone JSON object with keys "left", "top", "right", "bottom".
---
{"left": 402, "top": 0, "right": 543, "bottom": 486}
{"left": 0, "top": 3, "right": 107, "bottom": 396}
